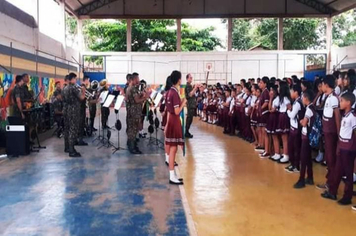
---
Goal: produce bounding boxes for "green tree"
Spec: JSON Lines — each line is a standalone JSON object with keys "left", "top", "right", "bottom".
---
{"left": 333, "top": 10, "right": 356, "bottom": 47}
{"left": 83, "top": 19, "right": 222, "bottom": 52}
{"left": 231, "top": 19, "right": 254, "bottom": 50}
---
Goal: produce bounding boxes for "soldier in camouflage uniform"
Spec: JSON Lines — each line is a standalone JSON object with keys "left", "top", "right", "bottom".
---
{"left": 126, "top": 72, "right": 147, "bottom": 154}
{"left": 184, "top": 73, "right": 198, "bottom": 138}
{"left": 11, "top": 75, "right": 25, "bottom": 119}
{"left": 52, "top": 91, "right": 64, "bottom": 138}
{"left": 62, "top": 73, "right": 85, "bottom": 157}
{"left": 87, "top": 87, "right": 98, "bottom": 132}
{"left": 77, "top": 76, "right": 90, "bottom": 145}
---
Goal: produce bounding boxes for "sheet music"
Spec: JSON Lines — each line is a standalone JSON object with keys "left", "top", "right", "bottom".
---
{"left": 150, "top": 89, "right": 157, "bottom": 100}
{"left": 114, "top": 95, "right": 125, "bottom": 110}
{"left": 154, "top": 93, "right": 163, "bottom": 108}
{"left": 103, "top": 94, "right": 115, "bottom": 108}
{"left": 99, "top": 91, "right": 109, "bottom": 104}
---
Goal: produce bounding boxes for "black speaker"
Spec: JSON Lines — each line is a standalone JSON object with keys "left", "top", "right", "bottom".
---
{"left": 6, "top": 125, "right": 30, "bottom": 156}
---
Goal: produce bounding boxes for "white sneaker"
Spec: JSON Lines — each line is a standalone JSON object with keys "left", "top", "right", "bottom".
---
{"left": 279, "top": 155, "right": 289, "bottom": 163}
{"left": 271, "top": 154, "right": 281, "bottom": 161}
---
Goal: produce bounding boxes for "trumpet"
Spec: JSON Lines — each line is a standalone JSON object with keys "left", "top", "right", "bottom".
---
{"left": 75, "top": 84, "right": 94, "bottom": 99}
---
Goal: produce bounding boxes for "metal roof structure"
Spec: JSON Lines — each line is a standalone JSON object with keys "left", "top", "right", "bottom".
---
{"left": 62, "top": 0, "right": 356, "bottom": 19}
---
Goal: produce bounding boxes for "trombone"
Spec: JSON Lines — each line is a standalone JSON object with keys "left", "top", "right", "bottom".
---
{"left": 75, "top": 84, "right": 94, "bottom": 99}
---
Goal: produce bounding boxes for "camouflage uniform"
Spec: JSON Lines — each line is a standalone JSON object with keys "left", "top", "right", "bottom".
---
{"left": 62, "top": 84, "right": 81, "bottom": 152}
{"left": 126, "top": 85, "right": 142, "bottom": 143}
{"left": 78, "top": 95, "right": 86, "bottom": 139}
{"left": 22, "top": 84, "right": 33, "bottom": 102}
{"left": 11, "top": 84, "right": 25, "bottom": 117}
{"left": 52, "top": 97, "right": 64, "bottom": 129}
{"left": 87, "top": 88, "right": 97, "bottom": 129}
{"left": 185, "top": 83, "right": 196, "bottom": 133}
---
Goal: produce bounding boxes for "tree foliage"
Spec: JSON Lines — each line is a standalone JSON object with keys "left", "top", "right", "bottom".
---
{"left": 83, "top": 19, "right": 222, "bottom": 52}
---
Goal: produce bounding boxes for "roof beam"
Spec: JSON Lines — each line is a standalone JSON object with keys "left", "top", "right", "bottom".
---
{"left": 76, "top": 0, "right": 118, "bottom": 16}
{"left": 295, "top": 0, "right": 335, "bottom": 15}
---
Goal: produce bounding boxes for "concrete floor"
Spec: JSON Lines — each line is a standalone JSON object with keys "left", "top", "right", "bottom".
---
{"left": 0, "top": 109, "right": 189, "bottom": 236}
{"left": 1, "top": 109, "right": 356, "bottom": 236}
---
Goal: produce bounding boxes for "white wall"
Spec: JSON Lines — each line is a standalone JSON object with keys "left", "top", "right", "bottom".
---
{"left": 96, "top": 50, "right": 315, "bottom": 85}
{"left": 0, "top": 2, "right": 79, "bottom": 67}
{"left": 331, "top": 45, "right": 356, "bottom": 71}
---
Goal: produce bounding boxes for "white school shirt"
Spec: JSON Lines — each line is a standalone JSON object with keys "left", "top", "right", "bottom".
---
{"left": 353, "top": 89, "right": 356, "bottom": 109}
{"left": 230, "top": 97, "right": 235, "bottom": 112}
{"left": 279, "top": 97, "right": 291, "bottom": 112}
{"left": 316, "top": 93, "right": 326, "bottom": 107}
{"left": 323, "top": 93, "right": 339, "bottom": 119}
{"left": 244, "top": 96, "right": 252, "bottom": 115}
{"left": 302, "top": 104, "right": 314, "bottom": 136}
{"left": 250, "top": 95, "right": 257, "bottom": 107}
{"left": 340, "top": 111, "right": 356, "bottom": 140}
{"left": 335, "top": 86, "right": 341, "bottom": 96}
{"left": 287, "top": 98, "right": 302, "bottom": 129}
{"left": 272, "top": 97, "right": 280, "bottom": 110}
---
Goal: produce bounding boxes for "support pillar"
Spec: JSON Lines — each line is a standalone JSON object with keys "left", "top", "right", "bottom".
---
{"left": 176, "top": 19, "right": 181, "bottom": 52}
{"left": 34, "top": 0, "right": 40, "bottom": 51}
{"left": 227, "top": 18, "right": 233, "bottom": 51}
{"left": 126, "top": 19, "right": 132, "bottom": 52}
{"left": 326, "top": 17, "right": 332, "bottom": 73}
{"left": 278, "top": 18, "right": 283, "bottom": 50}
{"left": 77, "top": 19, "right": 83, "bottom": 51}
{"left": 59, "top": 0, "right": 66, "bottom": 59}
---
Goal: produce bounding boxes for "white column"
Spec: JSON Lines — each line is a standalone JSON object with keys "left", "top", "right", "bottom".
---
{"left": 326, "top": 17, "right": 332, "bottom": 73}
{"left": 59, "top": 0, "right": 67, "bottom": 58}
{"left": 176, "top": 19, "right": 182, "bottom": 52}
{"left": 126, "top": 19, "right": 132, "bottom": 52}
{"left": 227, "top": 18, "right": 233, "bottom": 51}
{"left": 33, "top": 0, "right": 40, "bottom": 50}
{"left": 278, "top": 18, "right": 283, "bottom": 50}
{"left": 77, "top": 19, "right": 83, "bottom": 51}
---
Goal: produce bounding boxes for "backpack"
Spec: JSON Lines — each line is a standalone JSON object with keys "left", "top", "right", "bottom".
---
{"left": 308, "top": 106, "right": 322, "bottom": 148}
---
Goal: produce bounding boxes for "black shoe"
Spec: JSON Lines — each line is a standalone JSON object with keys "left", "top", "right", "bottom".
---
{"left": 305, "top": 178, "right": 314, "bottom": 185}
{"left": 69, "top": 152, "right": 81, "bottom": 158}
{"left": 92, "top": 127, "right": 98, "bottom": 131}
{"left": 64, "top": 148, "right": 69, "bottom": 153}
{"left": 134, "top": 147, "right": 142, "bottom": 154}
{"left": 338, "top": 198, "right": 352, "bottom": 205}
{"left": 185, "top": 133, "right": 193, "bottom": 138}
{"left": 129, "top": 148, "right": 140, "bottom": 154}
{"left": 169, "top": 180, "right": 184, "bottom": 185}
{"left": 321, "top": 161, "right": 327, "bottom": 166}
{"left": 294, "top": 179, "right": 305, "bottom": 189}
{"left": 321, "top": 191, "right": 337, "bottom": 200}
{"left": 285, "top": 165, "right": 294, "bottom": 173}
{"left": 76, "top": 141, "right": 88, "bottom": 146}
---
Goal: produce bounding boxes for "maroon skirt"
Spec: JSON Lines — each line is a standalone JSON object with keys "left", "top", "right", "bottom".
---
{"left": 276, "top": 112, "right": 290, "bottom": 134}
{"left": 161, "top": 112, "right": 167, "bottom": 127}
{"left": 207, "top": 105, "right": 217, "bottom": 114}
{"left": 266, "top": 112, "right": 279, "bottom": 134}
{"left": 250, "top": 111, "right": 258, "bottom": 126}
{"left": 258, "top": 112, "right": 269, "bottom": 127}
{"left": 165, "top": 113, "right": 184, "bottom": 146}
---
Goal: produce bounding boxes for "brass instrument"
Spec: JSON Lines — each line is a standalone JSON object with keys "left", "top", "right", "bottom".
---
{"left": 75, "top": 84, "right": 94, "bottom": 99}
{"left": 90, "top": 80, "right": 99, "bottom": 91}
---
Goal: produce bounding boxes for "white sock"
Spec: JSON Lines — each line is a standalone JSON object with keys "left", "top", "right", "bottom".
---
{"left": 280, "top": 155, "right": 289, "bottom": 162}
{"left": 165, "top": 154, "right": 169, "bottom": 163}
{"left": 169, "top": 170, "right": 180, "bottom": 183}
{"left": 273, "top": 154, "right": 281, "bottom": 160}
{"left": 316, "top": 151, "right": 324, "bottom": 162}
{"left": 353, "top": 173, "right": 356, "bottom": 182}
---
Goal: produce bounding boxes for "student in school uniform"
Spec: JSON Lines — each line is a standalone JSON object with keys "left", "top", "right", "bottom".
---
{"left": 313, "top": 79, "right": 326, "bottom": 164}
{"left": 275, "top": 81, "right": 292, "bottom": 164}
{"left": 294, "top": 89, "right": 316, "bottom": 189}
{"left": 235, "top": 85, "right": 244, "bottom": 136}
{"left": 227, "top": 89, "right": 237, "bottom": 135}
{"left": 165, "top": 70, "right": 186, "bottom": 185}
{"left": 262, "top": 85, "right": 279, "bottom": 159}
{"left": 255, "top": 77, "right": 270, "bottom": 153}
{"left": 316, "top": 75, "right": 341, "bottom": 190}
{"left": 250, "top": 85, "right": 260, "bottom": 147}
{"left": 285, "top": 84, "right": 304, "bottom": 173}
{"left": 242, "top": 84, "right": 253, "bottom": 142}
{"left": 223, "top": 89, "right": 232, "bottom": 133}
{"left": 321, "top": 92, "right": 356, "bottom": 205}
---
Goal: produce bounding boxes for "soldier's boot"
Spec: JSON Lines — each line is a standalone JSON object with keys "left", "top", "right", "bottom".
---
{"left": 77, "top": 138, "right": 88, "bottom": 146}
{"left": 128, "top": 140, "right": 140, "bottom": 154}
{"left": 134, "top": 140, "right": 142, "bottom": 154}
{"left": 68, "top": 146, "right": 81, "bottom": 158}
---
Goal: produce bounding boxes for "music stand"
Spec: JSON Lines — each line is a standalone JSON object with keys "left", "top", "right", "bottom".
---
{"left": 97, "top": 94, "right": 116, "bottom": 150}
{"left": 112, "top": 95, "right": 126, "bottom": 154}
{"left": 147, "top": 93, "right": 164, "bottom": 149}
{"left": 92, "top": 91, "right": 108, "bottom": 145}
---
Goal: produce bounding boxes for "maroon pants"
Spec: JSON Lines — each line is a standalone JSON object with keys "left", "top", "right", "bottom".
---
{"left": 329, "top": 149, "right": 356, "bottom": 200}
{"left": 288, "top": 128, "right": 301, "bottom": 168}
{"left": 242, "top": 114, "right": 253, "bottom": 139}
{"left": 324, "top": 133, "right": 338, "bottom": 186}
{"left": 299, "top": 137, "right": 313, "bottom": 181}
{"left": 223, "top": 108, "right": 230, "bottom": 131}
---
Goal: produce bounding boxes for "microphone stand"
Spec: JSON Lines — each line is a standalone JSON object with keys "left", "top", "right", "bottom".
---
{"left": 112, "top": 109, "right": 126, "bottom": 154}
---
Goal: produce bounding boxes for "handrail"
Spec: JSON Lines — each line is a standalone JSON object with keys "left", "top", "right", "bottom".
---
{"left": 333, "top": 55, "right": 348, "bottom": 72}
